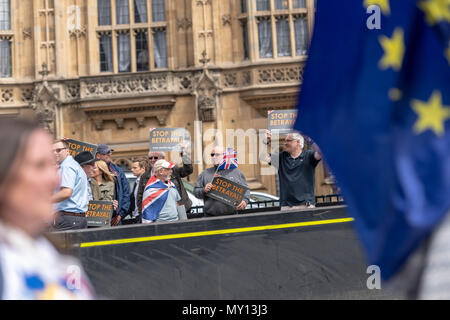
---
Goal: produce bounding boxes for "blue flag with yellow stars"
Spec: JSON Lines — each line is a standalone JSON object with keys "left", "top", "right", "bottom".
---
{"left": 294, "top": 0, "right": 450, "bottom": 280}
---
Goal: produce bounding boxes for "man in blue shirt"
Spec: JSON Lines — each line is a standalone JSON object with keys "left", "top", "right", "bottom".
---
{"left": 51, "top": 140, "right": 89, "bottom": 230}
{"left": 95, "top": 144, "right": 130, "bottom": 226}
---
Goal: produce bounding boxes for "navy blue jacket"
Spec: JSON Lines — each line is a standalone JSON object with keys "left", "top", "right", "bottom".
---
{"left": 108, "top": 162, "right": 130, "bottom": 218}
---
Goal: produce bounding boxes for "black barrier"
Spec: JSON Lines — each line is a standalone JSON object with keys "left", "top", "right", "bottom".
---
{"left": 187, "top": 194, "right": 345, "bottom": 217}
{"left": 49, "top": 205, "right": 402, "bottom": 300}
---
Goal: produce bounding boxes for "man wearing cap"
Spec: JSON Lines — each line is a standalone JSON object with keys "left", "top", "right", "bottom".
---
{"left": 136, "top": 148, "right": 193, "bottom": 223}
{"left": 142, "top": 160, "right": 180, "bottom": 223}
{"left": 95, "top": 144, "right": 130, "bottom": 226}
{"left": 51, "top": 140, "right": 89, "bottom": 230}
{"left": 74, "top": 151, "right": 100, "bottom": 201}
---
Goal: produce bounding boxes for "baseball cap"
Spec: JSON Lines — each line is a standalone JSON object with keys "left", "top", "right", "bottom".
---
{"left": 74, "top": 151, "right": 99, "bottom": 166}
{"left": 153, "top": 159, "right": 175, "bottom": 172}
{"left": 97, "top": 144, "right": 114, "bottom": 155}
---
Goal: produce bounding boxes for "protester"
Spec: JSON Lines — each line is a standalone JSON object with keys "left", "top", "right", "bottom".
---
{"left": 141, "top": 160, "right": 180, "bottom": 223}
{"left": 263, "top": 130, "right": 322, "bottom": 210}
{"left": 194, "top": 146, "right": 250, "bottom": 217}
{"left": 51, "top": 140, "right": 89, "bottom": 230}
{"left": 123, "top": 158, "right": 148, "bottom": 225}
{"left": 74, "top": 151, "right": 100, "bottom": 201}
{"left": 95, "top": 144, "right": 130, "bottom": 226}
{"left": 92, "top": 160, "right": 116, "bottom": 201}
{"left": 136, "top": 147, "right": 193, "bottom": 223}
{"left": 0, "top": 118, "right": 94, "bottom": 299}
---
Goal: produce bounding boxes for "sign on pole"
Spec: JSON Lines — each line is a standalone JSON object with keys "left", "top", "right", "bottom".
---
{"left": 64, "top": 138, "right": 98, "bottom": 158}
{"left": 149, "top": 128, "right": 190, "bottom": 151}
{"left": 86, "top": 200, "right": 114, "bottom": 228}
{"left": 267, "top": 109, "right": 298, "bottom": 133}
{"left": 207, "top": 175, "right": 249, "bottom": 207}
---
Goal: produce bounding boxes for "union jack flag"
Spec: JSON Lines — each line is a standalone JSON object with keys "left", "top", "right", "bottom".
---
{"left": 142, "top": 175, "right": 176, "bottom": 221}
{"left": 217, "top": 148, "right": 238, "bottom": 170}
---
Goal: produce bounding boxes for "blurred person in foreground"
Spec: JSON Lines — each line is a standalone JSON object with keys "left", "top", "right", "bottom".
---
{"left": 0, "top": 118, "right": 94, "bottom": 299}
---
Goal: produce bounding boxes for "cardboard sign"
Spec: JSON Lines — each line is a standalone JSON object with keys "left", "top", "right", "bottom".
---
{"left": 149, "top": 128, "right": 189, "bottom": 151}
{"left": 208, "top": 175, "right": 249, "bottom": 207}
{"left": 86, "top": 200, "right": 113, "bottom": 227}
{"left": 64, "top": 138, "right": 98, "bottom": 158}
{"left": 267, "top": 109, "right": 298, "bottom": 133}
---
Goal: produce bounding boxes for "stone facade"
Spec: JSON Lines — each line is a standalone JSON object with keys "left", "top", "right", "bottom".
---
{"left": 0, "top": 0, "right": 337, "bottom": 197}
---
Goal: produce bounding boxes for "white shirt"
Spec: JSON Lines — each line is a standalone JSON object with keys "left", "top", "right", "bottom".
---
{"left": 0, "top": 222, "right": 94, "bottom": 299}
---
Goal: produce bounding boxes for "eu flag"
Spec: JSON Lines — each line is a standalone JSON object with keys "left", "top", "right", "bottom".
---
{"left": 294, "top": 0, "right": 450, "bottom": 280}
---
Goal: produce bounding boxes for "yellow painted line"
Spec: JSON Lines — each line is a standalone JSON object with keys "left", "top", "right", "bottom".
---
{"left": 80, "top": 217, "right": 354, "bottom": 248}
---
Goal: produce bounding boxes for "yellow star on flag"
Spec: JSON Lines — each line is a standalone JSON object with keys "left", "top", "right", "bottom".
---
{"left": 411, "top": 90, "right": 450, "bottom": 136}
{"left": 378, "top": 28, "right": 405, "bottom": 71}
{"left": 364, "top": 0, "right": 390, "bottom": 15}
{"left": 418, "top": 0, "right": 450, "bottom": 25}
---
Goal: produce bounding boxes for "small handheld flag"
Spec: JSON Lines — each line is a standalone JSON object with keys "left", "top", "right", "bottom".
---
{"left": 217, "top": 148, "right": 238, "bottom": 171}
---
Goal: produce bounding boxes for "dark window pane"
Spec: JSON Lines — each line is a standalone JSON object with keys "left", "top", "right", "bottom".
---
{"left": 152, "top": 0, "right": 165, "bottom": 22}
{"left": 294, "top": 16, "right": 308, "bottom": 55}
{"left": 275, "top": 0, "right": 288, "bottom": 10}
{"left": 116, "top": 0, "right": 130, "bottom": 24}
{"left": 276, "top": 17, "right": 291, "bottom": 56}
{"left": 0, "top": 0, "right": 10, "bottom": 30}
{"left": 98, "top": 0, "right": 111, "bottom": 26}
{"left": 293, "top": 0, "right": 306, "bottom": 8}
{"left": 135, "top": 31, "right": 149, "bottom": 71}
{"left": 241, "top": 0, "right": 247, "bottom": 13}
{"left": 0, "top": 39, "right": 11, "bottom": 77}
{"left": 118, "top": 33, "right": 131, "bottom": 72}
{"left": 134, "top": 0, "right": 148, "bottom": 23}
{"left": 241, "top": 20, "right": 249, "bottom": 60}
{"left": 258, "top": 18, "right": 273, "bottom": 58}
{"left": 99, "top": 34, "right": 113, "bottom": 72}
{"left": 256, "top": 0, "right": 270, "bottom": 11}
{"left": 153, "top": 29, "right": 167, "bottom": 68}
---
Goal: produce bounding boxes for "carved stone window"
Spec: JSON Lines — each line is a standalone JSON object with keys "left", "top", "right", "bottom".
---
{"left": 96, "top": 0, "right": 168, "bottom": 73}
{"left": 0, "top": 0, "right": 10, "bottom": 30}
{"left": 0, "top": 36, "right": 12, "bottom": 78}
{"left": 238, "top": 0, "right": 313, "bottom": 61}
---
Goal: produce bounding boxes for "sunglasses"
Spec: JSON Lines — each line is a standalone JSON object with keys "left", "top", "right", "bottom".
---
{"left": 54, "top": 148, "right": 67, "bottom": 153}
{"left": 148, "top": 156, "right": 160, "bottom": 160}
{"left": 211, "top": 153, "right": 224, "bottom": 157}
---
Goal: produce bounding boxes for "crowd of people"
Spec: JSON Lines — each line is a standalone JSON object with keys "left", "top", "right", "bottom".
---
{"left": 48, "top": 129, "right": 323, "bottom": 231}
{"left": 0, "top": 117, "right": 322, "bottom": 298}
{"left": 50, "top": 129, "right": 322, "bottom": 231}
{"left": 0, "top": 118, "right": 321, "bottom": 233}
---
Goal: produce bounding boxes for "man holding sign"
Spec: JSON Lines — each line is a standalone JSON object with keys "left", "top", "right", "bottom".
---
{"left": 194, "top": 146, "right": 250, "bottom": 217}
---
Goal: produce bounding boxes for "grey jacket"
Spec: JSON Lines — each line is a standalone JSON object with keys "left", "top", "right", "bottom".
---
{"left": 194, "top": 167, "right": 250, "bottom": 217}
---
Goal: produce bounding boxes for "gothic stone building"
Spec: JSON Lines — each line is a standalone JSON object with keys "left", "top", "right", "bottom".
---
{"left": 0, "top": 0, "right": 335, "bottom": 197}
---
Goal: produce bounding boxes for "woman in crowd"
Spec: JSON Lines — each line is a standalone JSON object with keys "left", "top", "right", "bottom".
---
{"left": 0, "top": 118, "right": 94, "bottom": 299}
{"left": 91, "top": 160, "right": 116, "bottom": 201}
{"left": 91, "top": 160, "right": 121, "bottom": 226}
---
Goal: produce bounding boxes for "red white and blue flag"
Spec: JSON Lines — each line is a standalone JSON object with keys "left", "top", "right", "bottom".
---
{"left": 142, "top": 175, "right": 176, "bottom": 221}
{"left": 217, "top": 148, "right": 238, "bottom": 170}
